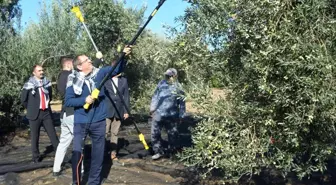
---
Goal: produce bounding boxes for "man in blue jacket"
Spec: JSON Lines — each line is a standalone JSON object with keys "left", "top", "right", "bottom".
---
{"left": 150, "top": 68, "right": 186, "bottom": 160}
{"left": 64, "top": 46, "right": 131, "bottom": 185}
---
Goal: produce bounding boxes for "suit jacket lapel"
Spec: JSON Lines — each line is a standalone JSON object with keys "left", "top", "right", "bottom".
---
{"left": 117, "top": 77, "right": 122, "bottom": 93}
{"left": 106, "top": 79, "right": 114, "bottom": 94}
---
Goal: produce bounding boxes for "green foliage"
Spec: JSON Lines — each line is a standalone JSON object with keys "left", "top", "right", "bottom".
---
{"left": 0, "top": 0, "right": 22, "bottom": 144}
{"left": 0, "top": 0, "right": 173, "bottom": 116}
{"left": 4, "top": 0, "right": 334, "bottom": 182}
{"left": 76, "top": 0, "right": 174, "bottom": 112}
{"left": 81, "top": 0, "right": 145, "bottom": 60}
{"left": 0, "top": 29, "right": 23, "bottom": 114}
{"left": 0, "top": 0, "right": 21, "bottom": 23}
{"left": 178, "top": 0, "right": 336, "bottom": 181}
{"left": 0, "top": 0, "right": 21, "bottom": 115}
{"left": 126, "top": 32, "right": 173, "bottom": 112}
{"left": 20, "top": 0, "right": 82, "bottom": 82}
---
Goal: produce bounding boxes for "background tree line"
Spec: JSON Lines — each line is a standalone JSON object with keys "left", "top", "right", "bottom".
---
{"left": 0, "top": 0, "right": 335, "bottom": 183}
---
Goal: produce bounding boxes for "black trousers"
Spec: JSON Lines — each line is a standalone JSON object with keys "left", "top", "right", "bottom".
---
{"left": 29, "top": 109, "right": 59, "bottom": 160}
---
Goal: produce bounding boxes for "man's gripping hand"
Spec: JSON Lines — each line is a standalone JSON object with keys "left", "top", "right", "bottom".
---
{"left": 96, "top": 51, "right": 103, "bottom": 59}
{"left": 123, "top": 45, "right": 133, "bottom": 56}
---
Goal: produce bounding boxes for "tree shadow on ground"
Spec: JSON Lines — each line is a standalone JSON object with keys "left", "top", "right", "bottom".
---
{"left": 0, "top": 115, "right": 25, "bottom": 147}
{"left": 122, "top": 113, "right": 202, "bottom": 146}
{"left": 85, "top": 113, "right": 204, "bottom": 183}
{"left": 117, "top": 113, "right": 203, "bottom": 158}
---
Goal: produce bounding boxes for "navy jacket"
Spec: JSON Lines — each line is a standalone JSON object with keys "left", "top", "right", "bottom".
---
{"left": 150, "top": 80, "right": 186, "bottom": 119}
{"left": 65, "top": 63, "right": 125, "bottom": 124}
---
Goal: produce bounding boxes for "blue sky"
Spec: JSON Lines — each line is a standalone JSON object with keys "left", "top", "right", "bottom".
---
{"left": 19, "top": 0, "right": 189, "bottom": 36}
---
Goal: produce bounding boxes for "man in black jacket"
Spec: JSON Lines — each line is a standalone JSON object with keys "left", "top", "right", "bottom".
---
{"left": 21, "top": 65, "right": 59, "bottom": 163}
{"left": 104, "top": 71, "right": 130, "bottom": 160}
{"left": 52, "top": 56, "right": 76, "bottom": 176}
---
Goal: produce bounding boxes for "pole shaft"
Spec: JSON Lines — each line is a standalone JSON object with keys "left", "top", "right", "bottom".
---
{"left": 82, "top": 22, "right": 99, "bottom": 52}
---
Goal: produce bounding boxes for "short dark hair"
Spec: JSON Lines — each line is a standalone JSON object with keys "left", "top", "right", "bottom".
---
{"left": 60, "top": 56, "right": 74, "bottom": 67}
{"left": 32, "top": 64, "right": 41, "bottom": 73}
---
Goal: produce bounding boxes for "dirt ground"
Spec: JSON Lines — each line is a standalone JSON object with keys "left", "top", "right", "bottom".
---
{"left": 50, "top": 101, "right": 62, "bottom": 112}
{"left": 0, "top": 109, "right": 200, "bottom": 185}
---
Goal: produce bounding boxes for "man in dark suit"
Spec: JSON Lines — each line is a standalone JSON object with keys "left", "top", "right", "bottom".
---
{"left": 20, "top": 64, "right": 59, "bottom": 163}
{"left": 104, "top": 72, "right": 130, "bottom": 160}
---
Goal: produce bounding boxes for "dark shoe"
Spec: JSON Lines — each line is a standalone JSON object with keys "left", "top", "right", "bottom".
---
{"left": 53, "top": 171, "right": 61, "bottom": 177}
{"left": 32, "top": 158, "right": 40, "bottom": 163}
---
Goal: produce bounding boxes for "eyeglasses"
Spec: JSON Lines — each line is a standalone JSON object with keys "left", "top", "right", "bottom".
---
{"left": 79, "top": 58, "right": 92, "bottom": 65}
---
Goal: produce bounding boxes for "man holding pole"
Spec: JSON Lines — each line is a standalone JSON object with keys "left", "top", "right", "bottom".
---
{"left": 68, "top": 0, "right": 166, "bottom": 155}
{"left": 64, "top": 47, "right": 132, "bottom": 185}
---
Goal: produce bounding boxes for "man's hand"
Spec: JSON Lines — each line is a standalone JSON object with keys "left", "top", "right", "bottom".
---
{"left": 85, "top": 95, "right": 94, "bottom": 104}
{"left": 124, "top": 113, "right": 129, "bottom": 119}
{"left": 123, "top": 45, "right": 133, "bottom": 56}
{"left": 96, "top": 51, "right": 103, "bottom": 59}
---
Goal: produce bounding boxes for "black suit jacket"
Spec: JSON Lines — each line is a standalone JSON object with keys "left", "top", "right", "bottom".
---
{"left": 104, "top": 76, "right": 130, "bottom": 119}
{"left": 57, "top": 70, "right": 74, "bottom": 116}
{"left": 20, "top": 85, "right": 52, "bottom": 120}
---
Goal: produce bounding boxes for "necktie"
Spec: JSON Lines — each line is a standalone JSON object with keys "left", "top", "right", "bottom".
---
{"left": 112, "top": 77, "right": 118, "bottom": 94}
{"left": 40, "top": 81, "right": 46, "bottom": 110}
